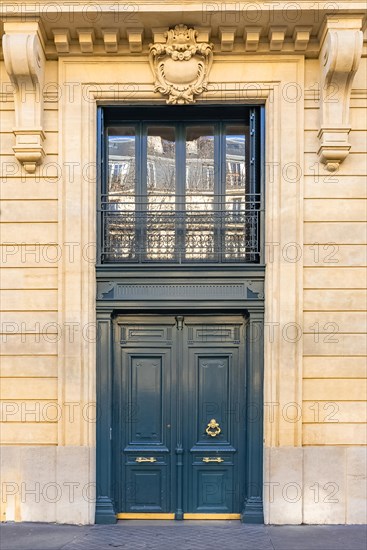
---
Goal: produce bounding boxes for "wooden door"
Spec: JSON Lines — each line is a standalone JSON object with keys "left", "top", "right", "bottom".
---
{"left": 114, "top": 315, "right": 245, "bottom": 519}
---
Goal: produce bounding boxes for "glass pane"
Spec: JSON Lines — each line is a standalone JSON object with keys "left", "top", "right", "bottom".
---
{"left": 102, "top": 116, "right": 260, "bottom": 264}
{"left": 108, "top": 127, "right": 135, "bottom": 195}
{"left": 146, "top": 126, "right": 176, "bottom": 260}
{"left": 225, "top": 125, "right": 247, "bottom": 192}
{"left": 185, "top": 126, "right": 215, "bottom": 260}
{"left": 106, "top": 127, "right": 136, "bottom": 261}
{"left": 224, "top": 125, "right": 248, "bottom": 260}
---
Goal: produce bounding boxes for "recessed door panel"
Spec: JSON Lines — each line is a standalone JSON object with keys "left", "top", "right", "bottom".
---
{"left": 194, "top": 469, "right": 233, "bottom": 511}
{"left": 129, "top": 355, "right": 164, "bottom": 444}
{"left": 125, "top": 462, "right": 168, "bottom": 513}
{"left": 194, "top": 353, "right": 231, "bottom": 445}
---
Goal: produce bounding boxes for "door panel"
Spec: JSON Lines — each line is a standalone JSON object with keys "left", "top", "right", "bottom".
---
{"left": 122, "top": 348, "right": 172, "bottom": 450}
{"left": 194, "top": 468, "right": 233, "bottom": 511}
{"left": 121, "top": 349, "right": 172, "bottom": 513}
{"left": 192, "top": 352, "right": 232, "bottom": 445}
{"left": 114, "top": 315, "right": 245, "bottom": 517}
{"left": 129, "top": 354, "right": 164, "bottom": 444}
{"left": 185, "top": 350, "right": 237, "bottom": 514}
{"left": 116, "top": 317, "right": 176, "bottom": 514}
{"left": 183, "top": 317, "right": 244, "bottom": 515}
{"left": 125, "top": 457, "right": 169, "bottom": 513}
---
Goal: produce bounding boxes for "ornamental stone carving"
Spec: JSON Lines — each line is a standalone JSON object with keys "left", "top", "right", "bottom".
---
{"left": 149, "top": 25, "right": 213, "bottom": 104}
{"left": 318, "top": 16, "right": 363, "bottom": 172}
{"left": 3, "top": 22, "right": 46, "bottom": 173}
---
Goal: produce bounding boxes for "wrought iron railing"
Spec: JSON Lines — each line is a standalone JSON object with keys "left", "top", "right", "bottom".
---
{"left": 99, "top": 194, "right": 262, "bottom": 263}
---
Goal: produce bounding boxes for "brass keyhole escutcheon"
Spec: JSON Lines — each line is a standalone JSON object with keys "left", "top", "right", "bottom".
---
{"left": 205, "top": 418, "right": 221, "bottom": 437}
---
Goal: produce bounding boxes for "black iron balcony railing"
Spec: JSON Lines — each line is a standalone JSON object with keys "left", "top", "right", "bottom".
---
{"left": 99, "top": 194, "right": 262, "bottom": 264}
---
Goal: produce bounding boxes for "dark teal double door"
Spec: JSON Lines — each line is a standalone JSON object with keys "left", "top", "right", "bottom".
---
{"left": 113, "top": 314, "right": 246, "bottom": 519}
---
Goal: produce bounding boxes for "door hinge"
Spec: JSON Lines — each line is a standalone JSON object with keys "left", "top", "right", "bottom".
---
{"left": 176, "top": 316, "right": 184, "bottom": 330}
{"left": 110, "top": 427, "right": 112, "bottom": 440}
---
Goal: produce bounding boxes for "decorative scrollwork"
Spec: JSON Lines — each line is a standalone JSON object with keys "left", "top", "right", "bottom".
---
{"left": 149, "top": 25, "right": 214, "bottom": 105}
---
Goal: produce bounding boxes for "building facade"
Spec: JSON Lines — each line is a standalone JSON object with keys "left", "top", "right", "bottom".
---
{"left": 0, "top": 2, "right": 366, "bottom": 525}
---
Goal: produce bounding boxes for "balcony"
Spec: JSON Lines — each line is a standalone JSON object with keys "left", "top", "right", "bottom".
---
{"left": 99, "top": 194, "right": 262, "bottom": 264}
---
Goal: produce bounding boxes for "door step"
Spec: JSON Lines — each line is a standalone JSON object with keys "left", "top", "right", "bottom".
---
{"left": 116, "top": 513, "right": 241, "bottom": 520}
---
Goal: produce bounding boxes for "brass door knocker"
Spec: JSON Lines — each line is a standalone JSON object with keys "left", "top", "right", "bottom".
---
{"left": 205, "top": 418, "right": 221, "bottom": 437}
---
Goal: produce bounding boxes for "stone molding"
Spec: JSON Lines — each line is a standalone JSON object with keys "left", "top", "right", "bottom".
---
{"left": 293, "top": 26, "right": 312, "bottom": 51}
{"left": 219, "top": 26, "right": 237, "bottom": 52}
{"left": 101, "top": 29, "right": 119, "bottom": 53}
{"left": 2, "top": 22, "right": 46, "bottom": 173}
{"left": 318, "top": 15, "right": 364, "bottom": 171}
{"left": 244, "top": 27, "right": 262, "bottom": 52}
{"left": 52, "top": 28, "right": 70, "bottom": 53}
{"left": 268, "top": 27, "right": 287, "bottom": 51}
{"left": 58, "top": 55, "right": 304, "bottom": 451}
{"left": 148, "top": 24, "right": 214, "bottom": 104}
{"left": 96, "top": 279, "right": 265, "bottom": 302}
{"left": 44, "top": 24, "right": 320, "bottom": 57}
{"left": 77, "top": 28, "right": 95, "bottom": 53}
{"left": 126, "top": 28, "right": 144, "bottom": 53}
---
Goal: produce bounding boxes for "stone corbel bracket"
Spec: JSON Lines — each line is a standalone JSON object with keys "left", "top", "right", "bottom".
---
{"left": 318, "top": 16, "right": 364, "bottom": 172}
{"left": 2, "top": 22, "right": 46, "bottom": 174}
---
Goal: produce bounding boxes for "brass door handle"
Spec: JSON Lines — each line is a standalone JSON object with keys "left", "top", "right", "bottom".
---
{"left": 205, "top": 418, "right": 221, "bottom": 437}
{"left": 135, "top": 457, "right": 157, "bottom": 463}
{"left": 202, "top": 457, "right": 224, "bottom": 463}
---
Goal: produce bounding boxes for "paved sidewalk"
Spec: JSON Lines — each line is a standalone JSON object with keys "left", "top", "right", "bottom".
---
{"left": 0, "top": 522, "right": 366, "bottom": 550}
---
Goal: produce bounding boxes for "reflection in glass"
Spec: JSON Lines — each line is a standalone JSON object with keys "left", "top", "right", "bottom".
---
{"left": 108, "top": 127, "right": 135, "bottom": 195}
{"left": 146, "top": 127, "right": 176, "bottom": 260}
{"left": 103, "top": 119, "right": 258, "bottom": 263}
{"left": 224, "top": 125, "right": 248, "bottom": 260}
{"left": 185, "top": 126, "right": 215, "bottom": 260}
{"left": 225, "top": 126, "right": 246, "bottom": 191}
{"left": 106, "top": 127, "right": 136, "bottom": 260}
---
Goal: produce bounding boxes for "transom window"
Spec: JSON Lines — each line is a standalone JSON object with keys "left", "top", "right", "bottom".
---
{"left": 99, "top": 106, "right": 262, "bottom": 264}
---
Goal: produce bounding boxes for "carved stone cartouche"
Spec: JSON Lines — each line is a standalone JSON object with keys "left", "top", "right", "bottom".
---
{"left": 149, "top": 25, "right": 214, "bottom": 105}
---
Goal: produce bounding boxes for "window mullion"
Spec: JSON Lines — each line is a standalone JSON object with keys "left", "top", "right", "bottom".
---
{"left": 216, "top": 122, "right": 225, "bottom": 262}
{"left": 137, "top": 123, "right": 147, "bottom": 263}
{"left": 249, "top": 110, "right": 257, "bottom": 262}
{"left": 97, "top": 107, "right": 104, "bottom": 264}
{"left": 176, "top": 123, "right": 185, "bottom": 263}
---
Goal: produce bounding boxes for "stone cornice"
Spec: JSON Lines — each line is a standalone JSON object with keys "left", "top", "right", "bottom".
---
{"left": 1, "top": 1, "right": 367, "bottom": 10}
{"left": 0, "top": 8, "right": 365, "bottom": 60}
{"left": 1, "top": 13, "right": 365, "bottom": 173}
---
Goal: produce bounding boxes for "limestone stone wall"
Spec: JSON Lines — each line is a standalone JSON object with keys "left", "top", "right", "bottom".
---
{"left": 302, "top": 58, "right": 367, "bottom": 446}
{"left": 303, "top": 56, "right": 367, "bottom": 525}
{"left": 266, "top": 56, "right": 367, "bottom": 525}
{"left": 1, "top": 59, "right": 58, "bottom": 520}
{"left": 0, "top": 60, "right": 60, "bottom": 447}
{"left": 1, "top": 52, "right": 95, "bottom": 522}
